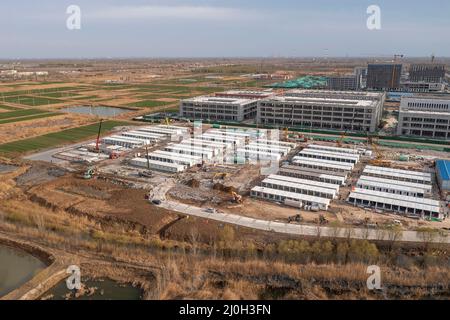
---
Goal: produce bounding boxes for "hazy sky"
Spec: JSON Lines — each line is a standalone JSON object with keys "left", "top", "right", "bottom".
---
{"left": 2, "top": 0, "right": 450, "bottom": 59}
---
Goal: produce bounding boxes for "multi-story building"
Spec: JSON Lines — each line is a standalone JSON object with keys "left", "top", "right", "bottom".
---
{"left": 327, "top": 75, "right": 359, "bottom": 91}
{"left": 401, "top": 82, "right": 446, "bottom": 93}
{"left": 256, "top": 90, "right": 385, "bottom": 133}
{"left": 354, "top": 67, "right": 368, "bottom": 89}
{"left": 367, "top": 64, "right": 402, "bottom": 90}
{"left": 397, "top": 96, "right": 450, "bottom": 139}
{"left": 180, "top": 96, "right": 258, "bottom": 122}
{"left": 409, "top": 64, "right": 446, "bottom": 83}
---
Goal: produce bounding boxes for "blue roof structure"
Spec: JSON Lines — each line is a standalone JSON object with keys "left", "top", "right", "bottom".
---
{"left": 436, "top": 160, "right": 450, "bottom": 181}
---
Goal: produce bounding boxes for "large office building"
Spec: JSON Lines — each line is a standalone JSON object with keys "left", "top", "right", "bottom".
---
{"left": 256, "top": 90, "right": 385, "bottom": 133}
{"left": 327, "top": 75, "right": 359, "bottom": 91}
{"left": 367, "top": 64, "right": 402, "bottom": 90}
{"left": 397, "top": 96, "right": 450, "bottom": 139}
{"left": 409, "top": 64, "right": 446, "bottom": 83}
{"left": 179, "top": 96, "right": 258, "bottom": 122}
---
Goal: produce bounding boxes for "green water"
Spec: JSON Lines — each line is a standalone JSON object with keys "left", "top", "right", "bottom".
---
{"left": 0, "top": 245, "right": 46, "bottom": 297}
{"left": 45, "top": 278, "right": 142, "bottom": 300}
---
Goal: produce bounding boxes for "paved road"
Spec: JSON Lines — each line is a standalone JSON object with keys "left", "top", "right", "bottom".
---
{"left": 160, "top": 200, "right": 450, "bottom": 244}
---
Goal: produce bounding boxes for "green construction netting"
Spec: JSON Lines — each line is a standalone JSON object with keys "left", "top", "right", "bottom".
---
{"left": 268, "top": 76, "right": 328, "bottom": 89}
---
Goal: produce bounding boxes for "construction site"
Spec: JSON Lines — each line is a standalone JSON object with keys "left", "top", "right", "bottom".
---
{"left": 16, "top": 113, "right": 449, "bottom": 233}
{"left": 1, "top": 58, "right": 450, "bottom": 301}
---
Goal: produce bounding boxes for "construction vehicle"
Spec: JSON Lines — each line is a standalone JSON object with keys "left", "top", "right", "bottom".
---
{"left": 391, "top": 54, "right": 404, "bottom": 88}
{"left": 288, "top": 214, "right": 303, "bottom": 223}
{"left": 367, "top": 134, "right": 391, "bottom": 167}
{"left": 318, "top": 214, "right": 329, "bottom": 225}
{"left": 231, "top": 191, "right": 243, "bottom": 204}
{"left": 95, "top": 119, "right": 103, "bottom": 152}
{"left": 109, "top": 152, "right": 120, "bottom": 159}
{"left": 139, "top": 170, "right": 153, "bottom": 178}
{"left": 213, "top": 172, "right": 229, "bottom": 180}
{"left": 83, "top": 167, "right": 96, "bottom": 179}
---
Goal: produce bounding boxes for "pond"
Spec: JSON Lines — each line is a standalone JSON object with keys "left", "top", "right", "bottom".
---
{"left": 44, "top": 278, "right": 142, "bottom": 300}
{"left": 60, "top": 106, "right": 130, "bottom": 117}
{"left": 0, "top": 245, "right": 46, "bottom": 297}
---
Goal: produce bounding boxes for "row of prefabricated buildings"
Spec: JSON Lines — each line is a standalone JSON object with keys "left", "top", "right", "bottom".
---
{"left": 179, "top": 89, "right": 450, "bottom": 139}
{"left": 95, "top": 125, "right": 444, "bottom": 219}
{"left": 98, "top": 125, "right": 297, "bottom": 173}
{"left": 249, "top": 144, "right": 444, "bottom": 219}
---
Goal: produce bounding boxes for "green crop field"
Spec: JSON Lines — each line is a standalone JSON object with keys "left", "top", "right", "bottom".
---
{"left": 3, "top": 96, "right": 63, "bottom": 106}
{"left": 34, "top": 92, "right": 81, "bottom": 98}
{"left": 0, "top": 120, "right": 130, "bottom": 154}
{"left": 0, "top": 86, "right": 90, "bottom": 97}
{"left": 0, "top": 108, "right": 51, "bottom": 120}
{"left": 0, "top": 112, "right": 60, "bottom": 125}
{"left": 126, "top": 100, "right": 174, "bottom": 108}
{"left": 0, "top": 104, "right": 19, "bottom": 111}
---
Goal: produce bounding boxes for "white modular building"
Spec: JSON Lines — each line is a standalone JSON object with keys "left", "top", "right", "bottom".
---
{"left": 262, "top": 178, "right": 336, "bottom": 199}
{"left": 347, "top": 188, "right": 441, "bottom": 218}
{"left": 363, "top": 165, "right": 432, "bottom": 184}
{"left": 121, "top": 131, "right": 166, "bottom": 142}
{"left": 130, "top": 157, "right": 185, "bottom": 173}
{"left": 292, "top": 156, "right": 354, "bottom": 171}
{"left": 269, "top": 174, "right": 339, "bottom": 195}
{"left": 247, "top": 142, "right": 291, "bottom": 154}
{"left": 307, "top": 144, "right": 362, "bottom": 155}
{"left": 102, "top": 136, "right": 149, "bottom": 148}
{"left": 236, "top": 148, "right": 281, "bottom": 161}
{"left": 278, "top": 165, "right": 347, "bottom": 185}
{"left": 251, "top": 186, "right": 330, "bottom": 210}
{"left": 357, "top": 175, "right": 432, "bottom": 197}
{"left": 256, "top": 139, "right": 296, "bottom": 148}
{"left": 156, "top": 125, "right": 190, "bottom": 134}
{"left": 147, "top": 151, "right": 199, "bottom": 167}
{"left": 242, "top": 144, "right": 288, "bottom": 156}
{"left": 298, "top": 148, "right": 360, "bottom": 164}
{"left": 180, "top": 138, "right": 232, "bottom": 151}
{"left": 207, "top": 129, "right": 252, "bottom": 139}
{"left": 164, "top": 144, "right": 214, "bottom": 159}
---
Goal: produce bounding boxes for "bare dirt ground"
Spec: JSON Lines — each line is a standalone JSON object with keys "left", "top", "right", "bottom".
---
{"left": 0, "top": 114, "right": 96, "bottom": 144}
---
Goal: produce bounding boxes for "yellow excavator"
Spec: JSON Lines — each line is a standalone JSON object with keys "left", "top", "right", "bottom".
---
{"left": 214, "top": 172, "right": 229, "bottom": 180}
{"left": 231, "top": 191, "right": 243, "bottom": 204}
{"left": 368, "top": 135, "right": 390, "bottom": 167}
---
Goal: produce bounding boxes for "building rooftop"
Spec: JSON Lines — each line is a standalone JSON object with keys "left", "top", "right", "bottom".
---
{"left": 285, "top": 89, "right": 385, "bottom": 99}
{"left": 262, "top": 95, "right": 376, "bottom": 107}
{"left": 215, "top": 89, "right": 275, "bottom": 98}
{"left": 182, "top": 95, "right": 257, "bottom": 105}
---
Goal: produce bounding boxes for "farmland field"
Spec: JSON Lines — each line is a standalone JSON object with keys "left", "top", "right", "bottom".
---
{"left": 34, "top": 92, "right": 81, "bottom": 98}
{"left": 0, "top": 86, "right": 88, "bottom": 97}
{"left": 2, "top": 96, "right": 63, "bottom": 106}
{"left": 0, "top": 112, "right": 60, "bottom": 125}
{"left": 125, "top": 100, "right": 174, "bottom": 108}
{"left": 0, "top": 104, "right": 19, "bottom": 111}
{"left": 0, "top": 120, "right": 130, "bottom": 154}
{"left": 0, "top": 109, "right": 51, "bottom": 120}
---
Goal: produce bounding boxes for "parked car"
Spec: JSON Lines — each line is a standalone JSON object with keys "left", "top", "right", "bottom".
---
{"left": 152, "top": 199, "right": 162, "bottom": 205}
